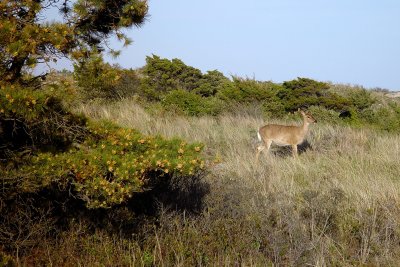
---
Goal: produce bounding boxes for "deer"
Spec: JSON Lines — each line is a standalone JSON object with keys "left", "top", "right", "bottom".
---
{"left": 255, "top": 109, "right": 317, "bottom": 161}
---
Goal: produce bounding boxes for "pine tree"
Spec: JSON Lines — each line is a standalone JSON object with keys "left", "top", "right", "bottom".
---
{"left": 0, "top": 0, "right": 148, "bottom": 84}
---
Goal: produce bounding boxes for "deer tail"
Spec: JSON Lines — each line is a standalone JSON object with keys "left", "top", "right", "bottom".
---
{"left": 257, "top": 129, "right": 262, "bottom": 142}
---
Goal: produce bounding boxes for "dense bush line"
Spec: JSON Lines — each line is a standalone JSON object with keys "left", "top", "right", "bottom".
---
{"left": 74, "top": 54, "right": 400, "bottom": 132}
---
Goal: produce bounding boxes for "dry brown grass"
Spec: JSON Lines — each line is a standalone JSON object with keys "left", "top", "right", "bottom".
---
{"left": 77, "top": 98, "right": 400, "bottom": 204}
{"left": 34, "top": 98, "right": 400, "bottom": 266}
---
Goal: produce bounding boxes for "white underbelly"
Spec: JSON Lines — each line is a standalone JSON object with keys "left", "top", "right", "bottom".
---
{"left": 273, "top": 140, "right": 290, "bottom": 146}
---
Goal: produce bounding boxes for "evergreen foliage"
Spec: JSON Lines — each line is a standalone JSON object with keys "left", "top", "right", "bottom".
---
{"left": 3, "top": 118, "right": 204, "bottom": 209}
{"left": 140, "top": 55, "right": 229, "bottom": 100}
{"left": 0, "top": 0, "right": 148, "bottom": 84}
{"left": 70, "top": 54, "right": 400, "bottom": 132}
{"left": 73, "top": 54, "right": 142, "bottom": 100}
{"left": 217, "top": 77, "right": 279, "bottom": 103}
{"left": 278, "top": 77, "right": 350, "bottom": 112}
{"left": 0, "top": 84, "right": 87, "bottom": 160}
{"left": 0, "top": 1, "right": 209, "bottom": 258}
{"left": 0, "top": 84, "right": 206, "bottom": 252}
{"left": 163, "top": 90, "right": 223, "bottom": 116}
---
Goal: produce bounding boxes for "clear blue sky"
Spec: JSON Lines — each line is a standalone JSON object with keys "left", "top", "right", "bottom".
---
{"left": 110, "top": 1, "right": 399, "bottom": 90}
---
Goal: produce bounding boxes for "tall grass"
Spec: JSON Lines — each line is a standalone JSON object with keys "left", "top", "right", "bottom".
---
{"left": 77, "top": 99, "right": 400, "bottom": 203}
{"left": 20, "top": 98, "right": 400, "bottom": 266}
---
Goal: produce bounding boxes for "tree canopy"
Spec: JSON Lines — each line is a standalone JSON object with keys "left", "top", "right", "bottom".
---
{"left": 0, "top": 0, "right": 148, "bottom": 84}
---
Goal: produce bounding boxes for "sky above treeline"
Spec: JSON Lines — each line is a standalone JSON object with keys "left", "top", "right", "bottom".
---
{"left": 51, "top": 0, "right": 400, "bottom": 91}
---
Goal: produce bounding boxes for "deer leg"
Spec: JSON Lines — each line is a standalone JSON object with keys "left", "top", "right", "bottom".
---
{"left": 265, "top": 140, "right": 272, "bottom": 154}
{"left": 291, "top": 144, "right": 298, "bottom": 157}
{"left": 256, "top": 140, "right": 272, "bottom": 164}
{"left": 255, "top": 145, "right": 265, "bottom": 164}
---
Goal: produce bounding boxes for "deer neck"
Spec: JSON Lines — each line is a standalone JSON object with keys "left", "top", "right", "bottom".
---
{"left": 301, "top": 117, "right": 310, "bottom": 133}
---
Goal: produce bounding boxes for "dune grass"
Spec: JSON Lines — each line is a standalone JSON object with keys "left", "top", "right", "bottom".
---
{"left": 77, "top": 99, "right": 400, "bottom": 203}
{"left": 17, "top": 98, "right": 400, "bottom": 266}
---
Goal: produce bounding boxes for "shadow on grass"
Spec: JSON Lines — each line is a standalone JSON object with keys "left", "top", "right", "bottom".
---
{"left": 0, "top": 171, "right": 210, "bottom": 253}
{"left": 259, "top": 139, "right": 314, "bottom": 158}
{"left": 88, "top": 171, "right": 211, "bottom": 236}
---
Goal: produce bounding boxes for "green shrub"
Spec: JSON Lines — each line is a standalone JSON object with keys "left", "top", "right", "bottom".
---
{"left": 216, "top": 78, "right": 285, "bottom": 118}
{"left": 349, "top": 88, "right": 376, "bottom": 111}
{"left": 307, "top": 105, "right": 341, "bottom": 124}
{"left": 331, "top": 85, "right": 376, "bottom": 111}
{"left": 279, "top": 77, "right": 350, "bottom": 112}
{"left": 140, "top": 55, "right": 230, "bottom": 100}
{"left": 140, "top": 55, "right": 203, "bottom": 95}
{"left": 192, "top": 70, "right": 230, "bottom": 97}
{"left": 217, "top": 77, "right": 280, "bottom": 103}
{"left": 162, "top": 90, "right": 223, "bottom": 116}
{"left": 2, "top": 116, "right": 205, "bottom": 209}
{"left": 112, "top": 69, "right": 142, "bottom": 99}
{"left": 340, "top": 107, "right": 363, "bottom": 127}
{"left": 0, "top": 86, "right": 206, "bottom": 208}
{"left": 359, "top": 104, "right": 400, "bottom": 132}
{"left": 0, "top": 84, "right": 87, "bottom": 160}
{"left": 0, "top": 84, "right": 207, "bottom": 255}
{"left": 137, "top": 81, "right": 162, "bottom": 101}
{"left": 262, "top": 99, "right": 286, "bottom": 118}
{"left": 73, "top": 54, "right": 127, "bottom": 101}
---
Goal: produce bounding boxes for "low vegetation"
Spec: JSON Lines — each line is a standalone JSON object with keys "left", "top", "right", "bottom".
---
{"left": 2, "top": 53, "right": 400, "bottom": 265}
{"left": 0, "top": 83, "right": 206, "bottom": 264}
{"left": 10, "top": 98, "right": 398, "bottom": 266}
{"left": 3, "top": 0, "right": 400, "bottom": 263}
{"left": 74, "top": 54, "right": 400, "bottom": 132}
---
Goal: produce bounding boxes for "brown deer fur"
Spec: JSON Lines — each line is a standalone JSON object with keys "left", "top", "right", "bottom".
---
{"left": 256, "top": 110, "right": 316, "bottom": 160}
